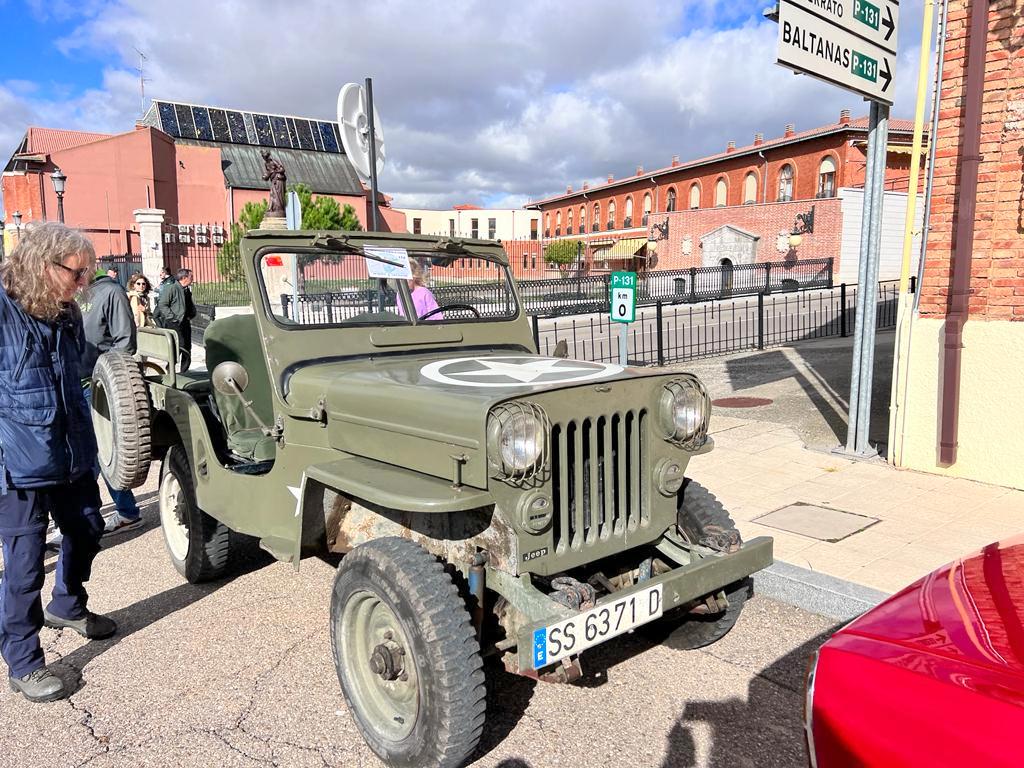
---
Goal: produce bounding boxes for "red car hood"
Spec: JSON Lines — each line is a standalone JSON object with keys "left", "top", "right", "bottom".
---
{"left": 840, "top": 534, "right": 1024, "bottom": 679}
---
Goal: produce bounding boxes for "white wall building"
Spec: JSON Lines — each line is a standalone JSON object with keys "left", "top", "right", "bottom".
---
{"left": 396, "top": 206, "right": 541, "bottom": 241}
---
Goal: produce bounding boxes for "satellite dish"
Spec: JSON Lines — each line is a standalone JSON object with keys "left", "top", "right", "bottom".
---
{"left": 337, "top": 82, "right": 386, "bottom": 181}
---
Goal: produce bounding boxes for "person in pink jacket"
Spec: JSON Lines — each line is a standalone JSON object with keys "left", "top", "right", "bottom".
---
{"left": 401, "top": 259, "right": 442, "bottom": 320}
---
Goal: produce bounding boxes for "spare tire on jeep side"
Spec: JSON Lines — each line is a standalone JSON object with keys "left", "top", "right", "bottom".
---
{"left": 91, "top": 351, "right": 152, "bottom": 490}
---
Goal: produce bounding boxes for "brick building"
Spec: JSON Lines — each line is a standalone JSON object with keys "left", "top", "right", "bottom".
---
{"left": 1, "top": 99, "right": 404, "bottom": 256}
{"left": 527, "top": 110, "right": 924, "bottom": 279}
{"left": 891, "top": 0, "right": 1024, "bottom": 489}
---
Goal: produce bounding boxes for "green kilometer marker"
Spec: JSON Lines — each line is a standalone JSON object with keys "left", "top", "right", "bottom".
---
{"left": 853, "top": 0, "right": 881, "bottom": 31}
{"left": 851, "top": 51, "right": 878, "bottom": 83}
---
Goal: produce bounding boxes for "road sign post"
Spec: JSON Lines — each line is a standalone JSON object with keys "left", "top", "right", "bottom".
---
{"left": 773, "top": 0, "right": 899, "bottom": 457}
{"left": 610, "top": 271, "right": 637, "bottom": 366}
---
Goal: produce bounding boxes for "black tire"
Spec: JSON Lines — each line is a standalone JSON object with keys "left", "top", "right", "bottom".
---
{"left": 91, "top": 351, "right": 152, "bottom": 489}
{"left": 158, "top": 445, "right": 231, "bottom": 583}
{"left": 331, "top": 537, "right": 486, "bottom": 768}
{"left": 643, "top": 480, "right": 750, "bottom": 649}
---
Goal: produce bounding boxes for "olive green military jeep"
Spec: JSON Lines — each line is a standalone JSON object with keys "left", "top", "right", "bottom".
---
{"left": 91, "top": 230, "right": 772, "bottom": 768}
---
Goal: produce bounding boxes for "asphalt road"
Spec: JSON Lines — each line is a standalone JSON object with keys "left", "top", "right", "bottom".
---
{"left": 0, "top": 484, "right": 836, "bottom": 768}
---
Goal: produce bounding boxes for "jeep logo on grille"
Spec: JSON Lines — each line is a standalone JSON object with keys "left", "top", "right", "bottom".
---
{"left": 420, "top": 356, "right": 623, "bottom": 388}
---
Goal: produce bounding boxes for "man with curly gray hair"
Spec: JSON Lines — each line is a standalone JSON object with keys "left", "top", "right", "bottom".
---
{"left": 0, "top": 222, "right": 117, "bottom": 703}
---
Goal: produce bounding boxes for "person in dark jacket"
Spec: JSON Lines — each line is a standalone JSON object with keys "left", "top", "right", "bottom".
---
{"left": 154, "top": 268, "right": 196, "bottom": 372}
{"left": 0, "top": 222, "right": 117, "bottom": 703}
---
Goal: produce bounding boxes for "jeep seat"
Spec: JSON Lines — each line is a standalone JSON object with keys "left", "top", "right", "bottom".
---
{"left": 203, "top": 314, "right": 276, "bottom": 462}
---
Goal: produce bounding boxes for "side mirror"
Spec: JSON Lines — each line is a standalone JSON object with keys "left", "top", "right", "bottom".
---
{"left": 212, "top": 361, "right": 249, "bottom": 396}
{"left": 212, "top": 361, "right": 272, "bottom": 435}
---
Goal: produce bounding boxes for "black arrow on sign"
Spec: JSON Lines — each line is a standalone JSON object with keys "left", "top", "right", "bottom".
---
{"left": 882, "top": 5, "right": 895, "bottom": 41}
{"left": 881, "top": 58, "right": 892, "bottom": 91}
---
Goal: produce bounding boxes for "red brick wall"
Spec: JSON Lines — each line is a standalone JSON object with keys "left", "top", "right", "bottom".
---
{"left": 1, "top": 172, "right": 46, "bottom": 222}
{"left": 536, "top": 129, "right": 918, "bottom": 233}
{"left": 919, "top": 0, "right": 1024, "bottom": 320}
{"left": 647, "top": 198, "right": 843, "bottom": 272}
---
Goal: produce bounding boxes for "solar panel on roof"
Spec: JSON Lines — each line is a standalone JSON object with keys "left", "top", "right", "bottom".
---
{"left": 286, "top": 118, "right": 300, "bottom": 148}
{"left": 158, "top": 102, "right": 180, "bottom": 137}
{"left": 174, "top": 104, "right": 196, "bottom": 139}
{"left": 192, "top": 107, "right": 214, "bottom": 141}
{"left": 294, "top": 119, "right": 315, "bottom": 150}
{"left": 253, "top": 114, "right": 273, "bottom": 146}
{"left": 319, "top": 122, "right": 339, "bottom": 152}
{"left": 270, "top": 116, "right": 290, "bottom": 147}
{"left": 240, "top": 112, "right": 256, "bottom": 144}
{"left": 209, "top": 109, "right": 231, "bottom": 142}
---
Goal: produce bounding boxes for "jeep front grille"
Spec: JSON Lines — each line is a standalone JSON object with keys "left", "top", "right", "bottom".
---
{"left": 550, "top": 410, "right": 648, "bottom": 552}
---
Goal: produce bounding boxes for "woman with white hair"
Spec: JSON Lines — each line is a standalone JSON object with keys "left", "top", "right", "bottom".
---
{"left": 0, "top": 222, "right": 116, "bottom": 703}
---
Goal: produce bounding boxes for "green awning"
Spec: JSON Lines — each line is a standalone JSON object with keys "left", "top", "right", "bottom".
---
{"left": 594, "top": 237, "right": 648, "bottom": 260}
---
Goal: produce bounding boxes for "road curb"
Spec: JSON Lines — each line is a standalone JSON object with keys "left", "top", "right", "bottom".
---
{"left": 756, "top": 560, "right": 889, "bottom": 622}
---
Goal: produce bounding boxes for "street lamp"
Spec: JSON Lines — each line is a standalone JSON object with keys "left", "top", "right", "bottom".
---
{"left": 788, "top": 205, "right": 815, "bottom": 248}
{"left": 11, "top": 211, "right": 22, "bottom": 246}
{"left": 50, "top": 168, "right": 67, "bottom": 224}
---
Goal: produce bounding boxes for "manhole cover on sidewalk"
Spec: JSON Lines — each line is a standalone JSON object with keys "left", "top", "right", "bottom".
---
{"left": 755, "top": 503, "right": 878, "bottom": 542}
{"left": 712, "top": 396, "right": 774, "bottom": 408}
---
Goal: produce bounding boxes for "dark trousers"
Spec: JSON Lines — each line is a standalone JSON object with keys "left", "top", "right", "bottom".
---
{"left": 0, "top": 474, "right": 104, "bottom": 678}
{"left": 178, "top": 320, "right": 192, "bottom": 372}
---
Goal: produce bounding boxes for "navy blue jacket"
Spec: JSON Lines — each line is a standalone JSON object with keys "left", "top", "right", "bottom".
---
{"left": 0, "top": 283, "right": 97, "bottom": 492}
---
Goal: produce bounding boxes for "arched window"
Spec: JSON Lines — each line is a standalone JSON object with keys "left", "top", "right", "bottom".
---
{"left": 567, "top": 207, "right": 574, "bottom": 234}
{"left": 556, "top": 210, "right": 561, "bottom": 228}
{"left": 624, "top": 196, "right": 633, "bottom": 227}
{"left": 778, "top": 164, "right": 794, "bottom": 202}
{"left": 715, "top": 178, "right": 728, "bottom": 207}
{"left": 608, "top": 200, "right": 616, "bottom": 229}
{"left": 544, "top": 213, "right": 550, "bottom": 236}
{"left": 643, "top": 193, "right": 652, "bottom": 224}
{"left": 743, "top": 172, "right": 758, "bottom": 204}
{"left": 593, "top": 202, "right": 601, "bottom": 231}
{"left": 580, "top": 205, "right": 587, "bottom": 229}
{"left": 689, "top": 183, "right": 700, "bottom": 209}
{"left": 666, "top": 187, "right": 677, "bottom": 212}
{"left": 818, "top": 156, "right": 836, "bottom": 198}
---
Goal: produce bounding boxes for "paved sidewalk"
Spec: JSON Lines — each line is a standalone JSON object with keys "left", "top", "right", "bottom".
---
{"left": 691, "top": 415, "right": 1024, "bottom": 594}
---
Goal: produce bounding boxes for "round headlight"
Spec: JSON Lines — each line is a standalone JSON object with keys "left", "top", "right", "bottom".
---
{"left": 660, "top": 379, "right": 708, "bottom": 444}
{"left": 499, "top": 411, "right": 544, "bottom": 471}
{"left": 488, "top": 404, "right": 548, "bottom": 479}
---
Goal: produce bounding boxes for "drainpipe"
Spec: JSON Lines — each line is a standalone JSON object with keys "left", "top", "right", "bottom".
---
{"left": 757, "top": 151, "right": 768, "bottom": 204}
{"left": 939, "top": 0, "right": 987, "bottom": 466}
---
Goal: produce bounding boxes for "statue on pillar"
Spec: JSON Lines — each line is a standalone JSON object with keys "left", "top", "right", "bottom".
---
{"left": 261, "top": 151, "right": 287, "bottom": 218}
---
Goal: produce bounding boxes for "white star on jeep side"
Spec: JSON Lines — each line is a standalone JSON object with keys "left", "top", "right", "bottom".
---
{"left": 453, "top": 358, "right": 599, "bottom": 383}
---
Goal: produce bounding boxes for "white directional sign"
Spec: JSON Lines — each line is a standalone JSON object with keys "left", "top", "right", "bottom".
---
{"left": 785, "top": 0, "right": 899, "bottom": 54}
{"left": 777, "top": 0, "right": 896, "bottom": 105}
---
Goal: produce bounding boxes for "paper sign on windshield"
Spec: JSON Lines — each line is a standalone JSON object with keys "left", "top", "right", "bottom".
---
{"left": 364, "top": 246, "right": 413, "bottom": 279}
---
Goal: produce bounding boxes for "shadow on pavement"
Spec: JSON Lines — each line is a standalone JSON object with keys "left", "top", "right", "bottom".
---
{"left": 659, "top": 628, "right": 837, "bottom": 768}
{"left": 54, "top": 533, "right": 273, "bottom": 694}
{"left": 472, "top": 660, "right": 537, "bottom": 764}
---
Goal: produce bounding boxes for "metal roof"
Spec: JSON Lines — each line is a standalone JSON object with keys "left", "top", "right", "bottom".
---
{"left": 193, "top": 141, "right": 365, "bottom": 196}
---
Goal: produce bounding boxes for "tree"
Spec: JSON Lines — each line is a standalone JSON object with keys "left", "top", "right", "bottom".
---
{"left": 544, "top": 239, "right": 583, "bottom": 278}
{"left": 216, "top": 200, "right": 267, "bottom": 282}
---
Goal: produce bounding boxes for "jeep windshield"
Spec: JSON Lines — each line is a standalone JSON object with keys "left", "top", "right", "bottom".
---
{"left": 256, "top": 244, "right": 519, "bottom": 328}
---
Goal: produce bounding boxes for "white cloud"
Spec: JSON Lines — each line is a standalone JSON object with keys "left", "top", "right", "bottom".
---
{"left": 2, "top": 0, "right": 929, "bottom": 216}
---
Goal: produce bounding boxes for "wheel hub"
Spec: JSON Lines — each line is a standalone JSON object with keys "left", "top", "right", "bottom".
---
{"left": 369, "top": 636, "right": 406, "bottom": 681}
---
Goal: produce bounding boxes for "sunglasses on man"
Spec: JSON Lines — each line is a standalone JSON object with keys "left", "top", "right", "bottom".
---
{"left": 52, "top": 262, "right": 90, "bottom": 281}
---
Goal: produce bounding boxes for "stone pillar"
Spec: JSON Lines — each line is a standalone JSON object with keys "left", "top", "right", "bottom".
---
{"left": 134, "top": 208, "right": 166, "bottom": 286}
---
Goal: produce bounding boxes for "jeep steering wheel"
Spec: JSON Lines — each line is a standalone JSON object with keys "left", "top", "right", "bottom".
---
{"left": 418, "top": 303, "right": 481, "bottom": 321}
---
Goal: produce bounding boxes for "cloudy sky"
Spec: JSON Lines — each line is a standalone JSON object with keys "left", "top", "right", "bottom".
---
{"left": 1, "top": 0, "right": 929, "bottom": 215}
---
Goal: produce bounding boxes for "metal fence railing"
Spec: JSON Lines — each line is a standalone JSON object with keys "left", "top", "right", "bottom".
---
{"left": 531, "top": 280, "right": 904, "bottom": 365}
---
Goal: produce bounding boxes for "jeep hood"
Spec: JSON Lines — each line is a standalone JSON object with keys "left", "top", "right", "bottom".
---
{"left": 285, "top": 351, "right": 665, "bottom": 487}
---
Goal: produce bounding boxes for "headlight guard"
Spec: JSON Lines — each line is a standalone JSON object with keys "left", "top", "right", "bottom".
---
{"left": 658, "top": 378, "right": 710, "bottom": 449}
{"left": 487, "top": 401, "right": 550, "bottom": 485}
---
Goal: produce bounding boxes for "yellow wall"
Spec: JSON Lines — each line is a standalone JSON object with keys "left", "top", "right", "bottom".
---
{"left": 896, "top": 317, "right": 1024, "bottom": 490}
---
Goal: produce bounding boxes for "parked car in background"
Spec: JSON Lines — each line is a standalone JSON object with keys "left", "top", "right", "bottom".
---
{"left": 804, "top": 536, "right": 1024, "bottom": 767}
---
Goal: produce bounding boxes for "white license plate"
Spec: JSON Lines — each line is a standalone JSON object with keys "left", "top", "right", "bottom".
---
{"left": 531, "top": 584, "right": 664, "bottom": 669}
